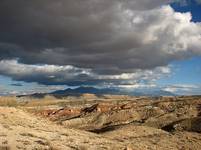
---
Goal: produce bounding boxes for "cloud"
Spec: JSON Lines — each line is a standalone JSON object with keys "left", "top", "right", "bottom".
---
{"left": 0, "top": 59, "right": 171, "bottom": 87}
{"left": 163, "top": 84, "right": 201, "bottom": 95}
{"left": 0, "top": 86, "right": 6, "bottom": 95}
{"left": 0, "top": 84, "right": 67, "bottom": 96}
{"left": 195, "top": 0, "right": 201, "bottom": 4}
{"left": 0, "top": 59, "right": 92, "bottom": 85}
{"left": 0, "top": 1, "right": 201, "bottom": 73}
{"left": 10, "top": 83, "right": 23, "bottom": 87}
{"left": 0, "top": 1, "right": 201, "bottom": 87}
{"left": 174, "top": 0, "right": 201, "bottom": 5}
{"left": 0, "top": 85, "right": 18, "bottom": 95}
{"left": 19, "top": 84, "right": 68, "bottom": 95}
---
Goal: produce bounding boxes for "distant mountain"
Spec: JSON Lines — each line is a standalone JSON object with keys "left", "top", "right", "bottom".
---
{"left": 51, "top": 87, "right": 175, "bottom": 96}
{"left": 51, "top": 86, "right": 120, "bottom": 95}
{"left": 17, "top": 87, "right": 175, "bottom": 98}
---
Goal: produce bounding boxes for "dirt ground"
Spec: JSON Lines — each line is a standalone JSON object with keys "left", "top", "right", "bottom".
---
{"left": 0, "top": 95, "right": 201, "bottom": 150}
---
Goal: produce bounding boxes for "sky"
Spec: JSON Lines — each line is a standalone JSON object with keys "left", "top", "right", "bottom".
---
{"left": 0, "top": 0, "right": 201, "bottom": 95}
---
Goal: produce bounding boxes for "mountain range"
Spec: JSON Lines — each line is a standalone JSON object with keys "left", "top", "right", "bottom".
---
{"left": 51, "top": 86, "right": 175, "bottom": 96}
{"left": 17, "top": 86, "right": 175, "bottom": 98}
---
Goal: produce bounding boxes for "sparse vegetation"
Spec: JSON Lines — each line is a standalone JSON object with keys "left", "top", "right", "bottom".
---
{"left": 0, "top": 95, "right": 201, "bottom": 149}
{"left": 0, "top": 97, "right": 18, "bottom": 107}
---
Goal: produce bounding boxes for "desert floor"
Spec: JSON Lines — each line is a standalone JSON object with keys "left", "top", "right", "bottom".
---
{"left": 0, "top": 95, "right": 201, "bottom": 150}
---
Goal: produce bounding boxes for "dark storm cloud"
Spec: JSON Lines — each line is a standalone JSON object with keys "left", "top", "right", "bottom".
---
{"left": 0, "top": 1, "right": 180, "bottom": 70}
{"left": 0, "top": 0, "right": 201, "bottom": 86}
{"left": 10, "top": 83, "right": 23, "bottom": 87}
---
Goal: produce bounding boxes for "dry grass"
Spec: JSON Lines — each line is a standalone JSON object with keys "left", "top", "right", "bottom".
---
{"left": 0, "top": 96, "right": 65, "bottom": 107}
{"left": 24, "top": 97, "right": 59, "bottom": 107}
{"left": 0, "top": 94, "right": 135, "bottom": 108}
{"left": 0, "top": 146, "right": 10, "bottom": 150}
{"left": 0, "top": 97, "right": 18, "bottom": 107}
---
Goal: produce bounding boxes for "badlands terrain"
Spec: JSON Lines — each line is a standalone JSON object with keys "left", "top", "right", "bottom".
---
{"left": 0, "top": 94, "right": 201, "bottom": 150}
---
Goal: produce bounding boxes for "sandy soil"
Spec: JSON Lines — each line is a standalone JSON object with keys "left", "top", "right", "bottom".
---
{"left": 0, "top": 107, "right": 124, "bottom": 150}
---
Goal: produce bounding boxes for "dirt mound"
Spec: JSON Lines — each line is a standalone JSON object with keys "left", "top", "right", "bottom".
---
{"left": 35, "top": 96, "right": 201, "bottom": 133}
